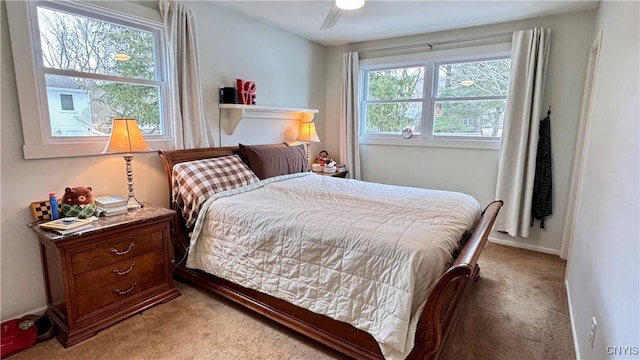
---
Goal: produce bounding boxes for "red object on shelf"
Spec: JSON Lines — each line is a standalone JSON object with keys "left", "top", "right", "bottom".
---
{"left": 1, "top": 318, "right": 38, "bottom": 357}
{"left": 236, "top": 78, "right": 256, "bottom": 105}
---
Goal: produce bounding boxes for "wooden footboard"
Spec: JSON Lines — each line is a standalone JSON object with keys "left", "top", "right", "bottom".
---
{"left": 158, "top": 147, "right": 502, "bottom": 360}
{"left": 409, "top": 200, "right": 502, "bottom": 360}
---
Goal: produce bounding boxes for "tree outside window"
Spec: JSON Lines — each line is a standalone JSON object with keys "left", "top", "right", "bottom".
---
{"left": 434, "top": 59, "right": 511, "bottom": 137}
{"left": 365, "top": 67, "right": 424, "bottom": 135}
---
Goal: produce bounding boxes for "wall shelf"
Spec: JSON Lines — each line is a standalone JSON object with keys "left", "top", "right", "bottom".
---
{"left": 219, "top": 104, "right": 319, "bottom": 135}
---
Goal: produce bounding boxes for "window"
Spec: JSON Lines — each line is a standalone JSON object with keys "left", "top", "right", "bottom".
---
{"left": 7, "top": 1, "right": 171, "bottom": 159}
{"left": 59, "top": 94, "right": 75, "bottom": 111}
{"left": 364, "top": 67, "right": 424, "bottom": 135}
{"left": 433, "top": 59, "right": 510, "bottom": 137}
{"left": 360, "top": 44, "right": 511, "bottom": 148}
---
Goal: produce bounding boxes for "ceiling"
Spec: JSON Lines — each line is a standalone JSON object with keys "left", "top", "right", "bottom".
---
{"left": 213, "top": 1, "right": 599, "bottom": 46}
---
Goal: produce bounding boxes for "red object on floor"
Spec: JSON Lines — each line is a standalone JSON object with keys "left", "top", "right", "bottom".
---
{"left": 1, "top": 318, "right": 37, "bottom": 357}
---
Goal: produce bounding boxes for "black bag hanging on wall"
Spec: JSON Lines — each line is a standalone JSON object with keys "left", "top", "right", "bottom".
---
{"left": 532, "top": 108, "right": 553, "bottom": 229}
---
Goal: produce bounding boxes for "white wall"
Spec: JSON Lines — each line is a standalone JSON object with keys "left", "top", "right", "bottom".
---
{"left": 187, "top": 1, "right": 326, "bottom": 152}
{"left": 0, "top": 1, "right": 325, "bottom": 320}
{"left": 566, "top": 1, "right": 640, "bottom": 358}
{"left": 324, "top": 10, "right": 597, "bottom": 255}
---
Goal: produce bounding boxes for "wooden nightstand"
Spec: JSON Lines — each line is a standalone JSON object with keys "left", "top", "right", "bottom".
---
{"left": 28, "top": 206, "right": 181, "bottom": 347}
{"left": 313, "top": 170, "right": 348, "bottom": 178}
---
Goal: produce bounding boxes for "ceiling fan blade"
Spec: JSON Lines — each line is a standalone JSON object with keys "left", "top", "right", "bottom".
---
{"left": 320, "top": 4, "right": 342, "bottom": 30}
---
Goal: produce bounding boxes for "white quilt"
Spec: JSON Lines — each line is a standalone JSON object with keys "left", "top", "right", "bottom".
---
{"left": 186, "top": 173, "right": 481, "bottom": 359}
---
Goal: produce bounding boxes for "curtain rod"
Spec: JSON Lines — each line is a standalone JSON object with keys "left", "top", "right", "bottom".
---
{"left": 358, "top": 32, "right": 513, "bottom": 56}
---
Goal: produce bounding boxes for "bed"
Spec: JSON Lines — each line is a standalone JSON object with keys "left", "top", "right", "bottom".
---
{"left": 158, "top": 145, "right": 502, "bottom": 360}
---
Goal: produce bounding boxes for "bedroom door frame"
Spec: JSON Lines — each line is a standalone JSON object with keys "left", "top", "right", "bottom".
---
{"left": 561, "top": 32, "right": 602, "bottom": 263}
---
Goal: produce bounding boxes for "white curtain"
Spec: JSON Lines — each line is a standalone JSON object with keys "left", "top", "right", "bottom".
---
{"left": 494, "top": 28, "right": 551, "bottom": 237}
{"left": 340, "top": 52, "right": 361, "bottom": 180}
{"left": 160, "top": 0, "right": 213, "bottom": 149}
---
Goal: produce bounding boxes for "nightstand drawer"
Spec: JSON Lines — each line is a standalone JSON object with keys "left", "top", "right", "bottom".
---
{"left": 75, "top": 268, "right": 165, "bottom": 317}
{"left": 71, "top": 231, "right": 163, "bottom": 274}
{"left": 73, "top": 250, "right": 164, "bottom": 296}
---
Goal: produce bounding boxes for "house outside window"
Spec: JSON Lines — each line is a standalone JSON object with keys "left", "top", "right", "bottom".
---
{"left": 360, "top": 43, "right": 511, "bottom": 149}
{"left": 7, "top": 1, "right": 171, "bottom": 159}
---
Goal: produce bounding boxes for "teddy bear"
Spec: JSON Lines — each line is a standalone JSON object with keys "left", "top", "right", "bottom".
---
{"left": 61, "top": 186, "right": 97, "bottom": 219}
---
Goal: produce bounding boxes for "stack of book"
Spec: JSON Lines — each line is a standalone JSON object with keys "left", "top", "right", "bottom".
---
{"left": 94, "top": 195, "right": 128, "bottom": 217}
{"left": 39, "top": 217, "right": 93, "bottom": 235}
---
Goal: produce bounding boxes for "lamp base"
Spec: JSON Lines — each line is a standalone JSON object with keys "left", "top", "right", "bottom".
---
{"left": 126, "top": 195, "right": 144, "bottom": 210}
{"left": 123, "top": 153, "right": 144, "bottom": 211}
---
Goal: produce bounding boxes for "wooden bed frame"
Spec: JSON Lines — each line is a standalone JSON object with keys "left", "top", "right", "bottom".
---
{"left": 158, "top": 146, "right": 502, "bottom": 360}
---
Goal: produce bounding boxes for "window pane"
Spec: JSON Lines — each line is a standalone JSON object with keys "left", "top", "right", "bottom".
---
{"left": 433, "top": 100, "right": 506, "bottom": 137}
{"left": 367, "top": 67, "right": 424, "bottom": 100}
{"left": 59, "top": 94, "right": 74, "bottom": 111}
{"left": 46, "top": 74, "right": 162, "bottom": 137}
{"left": 37, "top": 6, "right": 156, "bottom": 80}
{"left": 365, "top": 102, "right": 422, "bottom": 135}
{"left": 436, "top": 59, "right": 510, "bottom": 98}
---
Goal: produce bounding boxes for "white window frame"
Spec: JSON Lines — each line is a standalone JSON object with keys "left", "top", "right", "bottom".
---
{"left": 6, "top": 0, "right": 173, "bottom": 159}
{"left": 361, "top": 65, "right": 431, "bottom": 136}
{"left": 359, "top": 43, "right": 511, "bottom": 150}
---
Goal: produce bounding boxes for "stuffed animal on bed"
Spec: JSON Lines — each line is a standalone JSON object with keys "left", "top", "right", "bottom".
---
{"left": 61, "top": 186, "right": 96, "bottom": 219}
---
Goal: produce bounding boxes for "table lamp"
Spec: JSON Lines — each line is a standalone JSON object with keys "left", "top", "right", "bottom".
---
{"left": 296, "top": 121, "right": 320, "bottom": 164}
{"left": 102, "top": 118, "right": 152, "bottom": 210}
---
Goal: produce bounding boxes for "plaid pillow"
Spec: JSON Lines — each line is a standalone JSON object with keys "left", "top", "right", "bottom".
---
{"left": 172, "top": 155, "right": 259, "bottom": 227}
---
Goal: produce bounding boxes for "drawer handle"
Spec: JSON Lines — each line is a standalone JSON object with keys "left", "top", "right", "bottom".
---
{"left": 112, "top": 262, "right": 136, "bottom": 276}
{"left": 113, "top": 282, "right": 137, "bottom": 295}
{"left": 111, "top": 242, "right": 134, "bottom": 256}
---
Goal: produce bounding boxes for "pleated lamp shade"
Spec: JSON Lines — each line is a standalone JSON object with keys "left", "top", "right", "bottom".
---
{"left": 102, "top": 118, "right": 151, "bottom": 154}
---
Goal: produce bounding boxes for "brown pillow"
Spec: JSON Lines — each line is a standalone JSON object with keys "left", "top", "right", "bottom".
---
{"left": 238, "top": 142, "right": 286, "bottom": 166}
{"left": 239, "top": 143, "right": 309, "bottom": 180}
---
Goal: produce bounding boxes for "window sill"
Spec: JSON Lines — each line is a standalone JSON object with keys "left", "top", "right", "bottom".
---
{"left": 359, "top": 136, "right": 501, "bottom": 150}
{"left": 23, "top": 139, "right": 174, "bottom": 159}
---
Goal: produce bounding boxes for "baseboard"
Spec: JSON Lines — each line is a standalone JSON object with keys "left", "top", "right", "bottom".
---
{"left": 488, "top": 236, "right": 561, "bottom": 256}
{"left": 1, "top": 306, "right": 47, "bottom": 322}
{"left": 565, "top": 279, "right": 581, "bottom": 359}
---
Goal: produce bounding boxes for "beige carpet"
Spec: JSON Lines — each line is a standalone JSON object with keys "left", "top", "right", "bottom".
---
{"left": 10, "top": 243, "right": 575, "bottom": 360}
